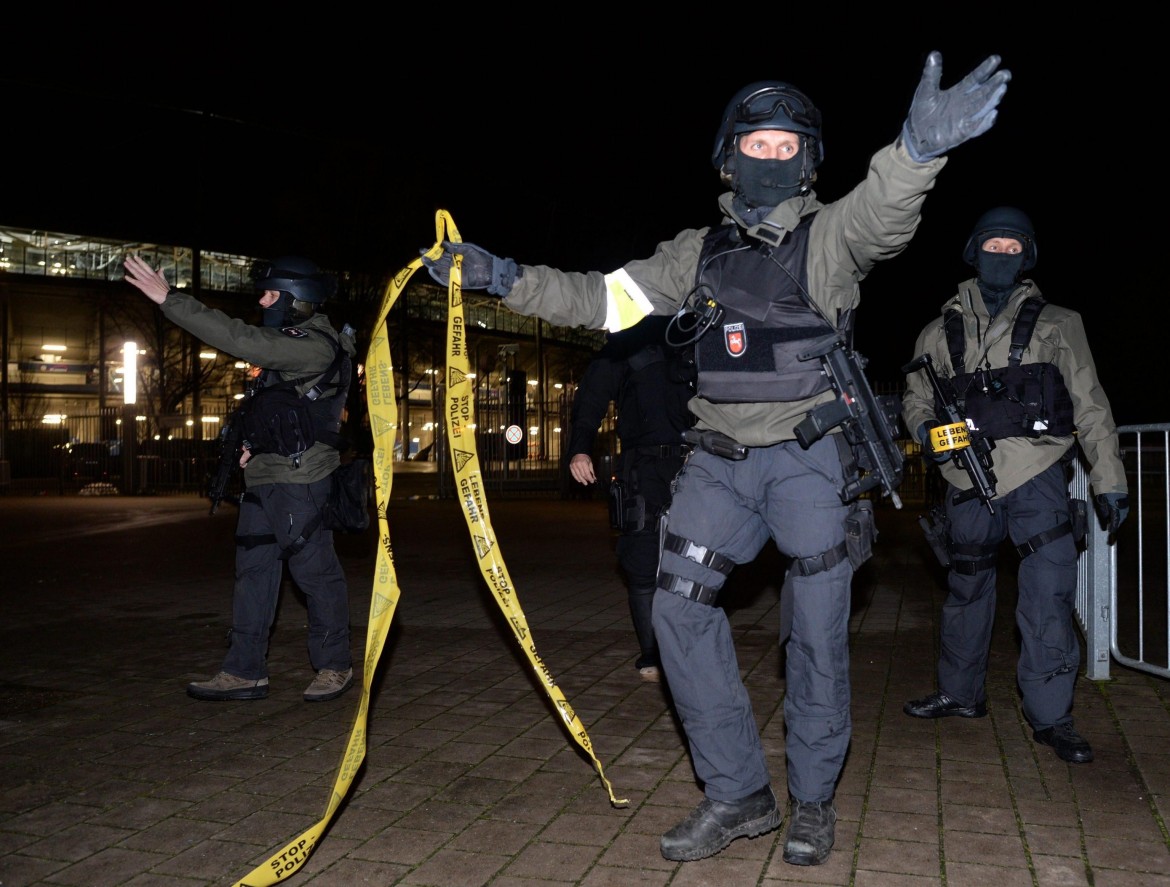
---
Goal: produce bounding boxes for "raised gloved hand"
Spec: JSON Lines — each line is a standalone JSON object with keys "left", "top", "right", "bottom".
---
{"left": 901, "top": 51, "right": 1011, "bottom": 163}
{"left": 1094, "top": 492, "right": 1130, "bottom": 534}
{"left": 420, "top": 241, "right": 520, "bottom": 297}
{"left": 918, "top": 422, "right": 951, "bottom": 464}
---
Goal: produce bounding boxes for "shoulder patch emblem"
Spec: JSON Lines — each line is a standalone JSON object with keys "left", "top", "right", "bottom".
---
{"left": 281, "top": 327, "right": 309, "bottom": 338}
{"left": 724, "top": 322, "right": 747, "bottom": 358}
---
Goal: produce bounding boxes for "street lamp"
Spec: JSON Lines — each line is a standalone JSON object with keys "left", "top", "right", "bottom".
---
{"left": 123, "top": 341, "right": 137, "bottom": 405}
{"left": 122, "top": 341, "right": 138, "bottom": 493}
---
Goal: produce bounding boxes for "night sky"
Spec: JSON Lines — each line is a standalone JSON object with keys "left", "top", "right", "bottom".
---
{"left": 4, "top": 15, "right": 1156, "bottom": 422}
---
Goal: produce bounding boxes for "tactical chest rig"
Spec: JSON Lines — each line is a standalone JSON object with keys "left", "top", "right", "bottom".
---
{"left": 943, "top": 295, "right": 1074, "bottom": 441}
{"left": 929, "top": 295, "right": 1084, "bottom": 574}
{"left": 690, "top": 216, "right": 903, "bottom": 507}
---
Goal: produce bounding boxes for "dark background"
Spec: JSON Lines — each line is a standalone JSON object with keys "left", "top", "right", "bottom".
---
{"left": 3, "top": 15, "right": 1156, "bottom": 421}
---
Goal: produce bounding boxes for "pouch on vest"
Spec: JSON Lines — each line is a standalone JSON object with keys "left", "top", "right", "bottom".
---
{"left": 238, "top": 387, "right": 317, "bottom": 460}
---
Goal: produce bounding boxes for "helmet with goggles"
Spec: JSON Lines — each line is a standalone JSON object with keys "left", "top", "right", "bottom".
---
{"left": 712, "top": 81, "right": 824, "bottom": 175}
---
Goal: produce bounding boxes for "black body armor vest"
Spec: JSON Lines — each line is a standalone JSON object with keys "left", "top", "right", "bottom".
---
{"left": 693, "top": 217, "right": 836, "bottom": 403}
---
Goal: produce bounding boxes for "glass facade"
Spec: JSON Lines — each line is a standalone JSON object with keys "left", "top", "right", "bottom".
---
{"left": 0, "top": 225, "right": 608, "bottom": 491}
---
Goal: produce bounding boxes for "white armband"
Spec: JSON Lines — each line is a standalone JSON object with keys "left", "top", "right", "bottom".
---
{"left": 602, "top": 268, "right": 654, "bottom": 332}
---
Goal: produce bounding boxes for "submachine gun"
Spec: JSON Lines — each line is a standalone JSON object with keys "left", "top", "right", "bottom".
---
{"left": 208, "top": 409, "right": 244, "bottom": 516}
{"left": 901, "top": 352, "right": 998, "bottom": 514}
{"left": 793, "top": 334, "right": 905, "bottom": 509}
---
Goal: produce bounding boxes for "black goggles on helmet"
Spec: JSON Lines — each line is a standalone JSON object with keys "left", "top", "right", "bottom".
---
{"left": 734, "top": 86, "right": 821, "bottom": 133}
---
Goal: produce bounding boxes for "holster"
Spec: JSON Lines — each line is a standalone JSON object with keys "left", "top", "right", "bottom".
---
{"left": 919, "top": 504, "right": 951, "bottom": 568}
{"left": 845, "top": 499, "right": 877, "bottom": 568}
{"left": 608, "top": 480, "right": 646, "bottom": 532}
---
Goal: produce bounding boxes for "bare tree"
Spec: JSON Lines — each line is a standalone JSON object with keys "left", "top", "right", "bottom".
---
{"left": 98, "top": 290, "right": 241, "bottom": 440}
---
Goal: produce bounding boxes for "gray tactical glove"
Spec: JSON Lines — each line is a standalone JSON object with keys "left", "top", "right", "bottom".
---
{"left": 900, "top": 51, "right": 1011, "bottom": 163}
{"left": 420, "top": 241, "right": 520, "bottom": 297}
{"left": 1094, "top": 492, "right": 1130, "bottom": 534}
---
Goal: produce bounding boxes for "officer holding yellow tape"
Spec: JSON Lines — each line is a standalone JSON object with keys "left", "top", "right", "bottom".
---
{"left": 423, "top": 51, "right": 1010, "bottom": 866}
{"left": 901, "top": 206, "right": 1128, "bottom": 765}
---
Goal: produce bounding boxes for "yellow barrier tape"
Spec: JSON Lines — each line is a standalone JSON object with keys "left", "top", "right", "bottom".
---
{"left": 429, "top": 209, "right": 626, "bottom": 808}
{"left": 230, "top": 208, "right": 624, "bottom": 886}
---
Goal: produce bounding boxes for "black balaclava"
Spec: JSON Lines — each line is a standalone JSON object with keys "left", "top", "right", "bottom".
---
{"left": 733, "top": 153, "right": 806, "bottom": 214}
{"left": 975, "top": 247, "right": 1026, "bottom": 318}
{"left": 963, "top": 207, "right": 1036, "bottom": 319}
{"left": 261, "top": 291, "right": 295, "bottom": 328}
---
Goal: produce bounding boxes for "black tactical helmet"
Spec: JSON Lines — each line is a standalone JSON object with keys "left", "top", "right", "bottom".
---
{"left": 251, "top": 255, "right": 336, "bottom": 304}
{"left": 962, "top": 206, "right": 1037, "bottom": 270}
{"left": 711, "top": 80, "right": 824, "bottom": 174}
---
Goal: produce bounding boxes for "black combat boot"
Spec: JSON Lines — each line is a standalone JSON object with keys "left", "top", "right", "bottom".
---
{"left": 782, "top": 797, "right": 837, "bottom": 865}
{"left": 1033, "top": 723, "right": 1093, "bottom": 763}
{"left": 660, "top": 785, "right": 781, "bottom": 861}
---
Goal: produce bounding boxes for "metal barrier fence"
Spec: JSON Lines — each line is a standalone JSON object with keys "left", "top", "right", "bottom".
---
{"left": 0, "top": 413, "right": 223, "bottom": 496}
{"left": 1076, "top": 423, "right": 1170, "bottom": 681}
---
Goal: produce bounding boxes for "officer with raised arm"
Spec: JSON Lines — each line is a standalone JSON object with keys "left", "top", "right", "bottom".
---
{"left": 124, "top": 254, "right": 357, "bottom": 704}
{"left": 422, "top": 51, "right": 1010, "bottom": 866}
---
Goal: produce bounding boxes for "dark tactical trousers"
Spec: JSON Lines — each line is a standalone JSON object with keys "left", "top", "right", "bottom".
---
{"left": 616, "top": 452, "right": 684, "bottom": 670}
{"left": 222, "top": 476, "right": 352, "bottom": 679}
{"left": 653, "top": 437, "right": 852, "bottom": 803}
{"left": 940, "top": 460, "right": 1080, "bottom": 730}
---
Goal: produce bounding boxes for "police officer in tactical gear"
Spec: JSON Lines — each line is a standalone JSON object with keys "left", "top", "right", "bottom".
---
{"left": 422, "top": 51, "right": 1009, "bottom": 866}
{"left": 566, "top": 314, "right": 696, "bottom": 682}
{"left": 902, "top": 207, "right": 1128, "bottom": 764}
{"left": 123, "top": 253, "right": 358, "bottom": 703}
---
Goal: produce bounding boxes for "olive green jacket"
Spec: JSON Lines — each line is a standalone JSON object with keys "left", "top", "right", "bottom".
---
{"left": 160, "top": 292, "right": 356, "bottom": 485}
{"left": 902, "top": 279, "right": 1126, "bottom": 498}
{"left": 503, "top": 141, "right": 945, "bottom": 446}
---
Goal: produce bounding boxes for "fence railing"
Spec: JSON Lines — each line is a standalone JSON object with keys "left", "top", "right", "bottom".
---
{"left": 1077, "top": 424, "right": 1170, "bottom": 681}
{"left": 0, "top": 413, "right": 224, "bottom": 496}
